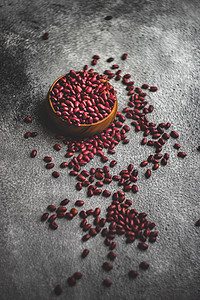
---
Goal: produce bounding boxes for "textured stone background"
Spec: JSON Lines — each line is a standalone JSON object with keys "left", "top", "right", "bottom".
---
{"left": 0, "top": 0, "right": 200, "bottom": 299}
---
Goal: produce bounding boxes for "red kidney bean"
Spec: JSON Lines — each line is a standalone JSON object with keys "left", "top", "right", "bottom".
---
{"left": 124, "top": 185, "right": 132, "bottom": 192}
{"left": 121, "top": 53, "right": 128, "bottom": 60}
{"left": 162, "top": 133, "right": 170, "bottom": 140}
{"left": 102, "top": 262, "right": 113, "bottom": 271}
{"left": 44, "top": 156, "right": 52, "bottom": 162}
{"left": 30, "top": 150, "right": 37, "bottom": 158}
{"left": 141, "top": 138, "right": 147, "bottom": 145}
{"left": 93, "top": 189, "right": 102, "bottom": 195}
{"left": 105, "top": 15, "right": 113, "bottom": 20}
{"left": 82, "top": 234, "right": 90, "bottom": 241}
{"left": 110, "top": 160, "right": 117, "bottom": 168}
{"left": 24, "top": 131, "right": 31, "bottom": 139}
{"left": 139, "top": 261, "right": 149, "bottom": 270}
{"left": 65, "top": 152, "right": 74, "bottom": 157}
{"left": 104, "top": 238, "right": 111, "bottom": 246}
{"left": 53, "top": 144, "right": 61, "bottom": 151}
{"left": 70, "top": 208, "right": 78, "bottom": 216}
{"left": 109, "top": 242, "right": 116, "bottom": 250}
{"left": 94, "top": 208, "right": 101, "bottom": 217}
{"left": 79, "top": 211, "right": 87, "bottom": 219}
{"left": 195, "top": 219, "right": 200, "bottom": 226}
{"left": 112, "top": 64, "right": 119, "bottom": 69}
{"left": 52, "top": 171, "right": 60, "bottom": 178}
{"left": 99, "top": 218, "right": 106, "bottom": 227}
{"left": 170, "top": 131, "right": 179, "bottom": 138}
{"left": 148, "top": 222, "right": 156, "bottom": 229}
{"left": 88, "top": 175, "right": 95, "bottom": 183}
{"left": 132, "top": 169, "right": 138, "bottom": 177}
{"left": 147, "top": 155, "right": 154, "bottom": 162}
{"left": 83, "top": 224, "right": 92, "bottom": 232}
{"left": 95, "top": 225, "right": 101, "bottom": 233}
{"left": 30, "top": 132, "right": 38, "bottom": 137}
{"left": 124, "top": 199, "right": 132, "bottom": 206}
{"left": 77, "top": 174, "right": 86, "bottom": 182}
{"left": 165, "top": 122, "right": 171, "bottom": 129}
{"left": 47, "top": 204, "right": 56, "bottom": 212}
{"left": 65, "top": 212, "right": 74, "bottom": 220}
{"left": 152, "top": 163, "right": 159, "bottom": 170}
{"left": 149, "top": 236, "right": 157, "bottom": 243}
{"left": 92, "top": 59, "right": 97, "bottom": 65}
{"left": 128, "top": 270, "right": 138, "bottom": 278}
{"left": 57, "top": 211, "right": 66, "bottom": 218}
{"left": 73, "top": 272, "right": 82, "bottom": 280}
{"left": 81, "top": 170, "right": 90, "bottom": 177}
{"left": 56, "top": 206, "right": 67, "bottom": 213}
{"left": 96, "top": 181, "right": 104, "bottom": 187}
{"left": 101, "top": 228, "right": 108, "bottom": 237}
{"left": 54, "top": 284, "right": 62, "bottom": 295}
{"left": 60, "top": 162, "right": 68, "bottom": 168}
{"left": 46, "top": 163, "right": 54, "bottom": 169}
{"left": 152, "top": 159, "right": 159, "bottom": 164}
{"left": 47, "top": 214, "right": 57, "bottom": 224}
{"left": 87, "top": 189, "right": 94, "bottom": 197}
{"left": 158, "top": 138, "right": 165, "bottom": 145}
{"left": 60, "top": 199, "right": 70, "bottom": 205}
{"left": 49, "top": 221, "right": 58, "bottom": 230}
{"left": 81, "top": 248, "right": 89, "bottom": 258}
{"left": 132, "top": 185, "right": 138, "bottom": 193}
{"left": 103, "top": 190, "right": 111, "bottom": 197}
{"left": 178, "top": 151, "right": 187, "bottom": 158}
{"left": 89, "top": 228, "right": 97, "bottom": 237}
{"left": 140, "top": 161, "right": 148, "bottom": 167}
{"left": 174, "top": 143, "right": 181, "bottom": 149}
{"left": 76, "top": 182, "right": 82, "bottom": 190}
{"left": 107, "top": 57, "right": 114, "bottom": 62}
{"left": 138, "top": 242, "right": 148, "bottom": 250}
{"left": 126, "top": 236, "right": 135, "bottom": 243}
{"left": 93, "top": 55, "right": 100, "bottom": 60}
{"left": 67, "top": 276, "right": 76, "bottom": 286}
{"left": 154, "top": 153, "right": 162, "bottom": 159}
{"left": 94, "top": 217, "right": 100, "bottom": 226}
{"left": 161, "top": 158, "right": 167, "bottom": 166}
{"left": 141, "top": 84, "right": 149, "bottom": 89}
{"left": 43, "top": 32, "right": 49, "bottom": 40}
{"left": 149, "top": 86, "right": 158, "bottom": 92}
{"left": 57, "top": 206, "right": 68, "bottom": 213}
{"left": 24, "top": 116, "right": 32, "bottom": 123}
{"left": 107, "top": 251, "right": 117, "bottom": 260}
{"left": 80, "top": 220, "right": 87, "bottom": 228}
{"left": 41, "top": 212, "right": 49, "bottom": 221}
{"left": 101, "top": 156, "right": 108, "bottom": 162}
{"left": 103, "top": 279, "right": 112, "bottom": 287}
{"left": 103, "top": 178, "right": 112, "bottom": 184}
{"left": 150, "top": 231, "right": 158, "bottom": 237}
{"left": 95, "top": 172, "right": 104, "bottom": 180}
{"left": 145, "top": 169, "right": 151, "bottom": 179}
{"left": 75, "top": 200, "right": 84, "bottom": 207}
{"left": 163, "top": 153, "right": 169, "bottom": 160}
{"left": 90, "top": 168, "right": 96, "bottom": 175}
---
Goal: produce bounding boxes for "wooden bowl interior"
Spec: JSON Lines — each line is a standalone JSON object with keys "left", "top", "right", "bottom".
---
{"left": 47, "top": 73, "right": 118, "bottom": 137}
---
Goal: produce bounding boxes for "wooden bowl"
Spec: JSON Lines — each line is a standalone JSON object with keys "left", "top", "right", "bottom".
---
{"left": 47, "top": 73, "right": 118, "bottom": 137}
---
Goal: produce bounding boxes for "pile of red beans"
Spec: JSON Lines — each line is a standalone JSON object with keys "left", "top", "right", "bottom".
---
{"left": 23, "top": 52, "right": 192, "bottom": 296}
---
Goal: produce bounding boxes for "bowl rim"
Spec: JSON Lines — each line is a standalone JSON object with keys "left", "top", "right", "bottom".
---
{"left": 48, "top": 72, "right": 118, "bottom": 128}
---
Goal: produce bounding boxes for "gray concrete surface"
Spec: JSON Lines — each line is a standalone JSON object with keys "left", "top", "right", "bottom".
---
{"left": 0, "top": 0, "right": 200, "bottom": 299}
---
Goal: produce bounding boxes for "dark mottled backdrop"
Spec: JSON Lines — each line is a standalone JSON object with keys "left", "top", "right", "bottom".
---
{"left": 0, "top": 0, "right": 200, "bottom": 299}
